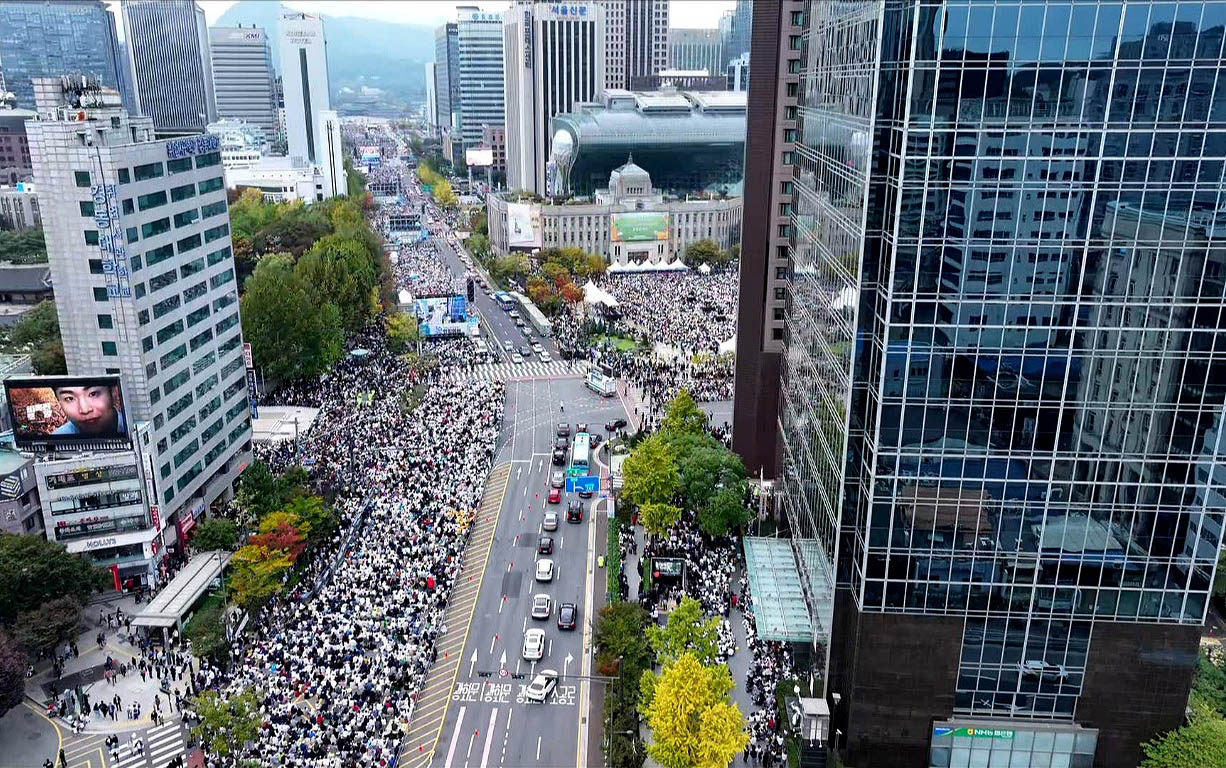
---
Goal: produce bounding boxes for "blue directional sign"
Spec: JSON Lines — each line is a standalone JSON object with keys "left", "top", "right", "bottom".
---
{"left": 566, "top": 476, "right": 600, "bottom": 494}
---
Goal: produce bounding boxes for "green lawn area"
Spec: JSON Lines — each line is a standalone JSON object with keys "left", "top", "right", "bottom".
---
{"left": 592, "top": 334, "right": 640, "bottom": 352}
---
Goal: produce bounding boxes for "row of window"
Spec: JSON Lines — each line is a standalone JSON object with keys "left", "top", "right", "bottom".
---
{"left": 67, "top": 153, "right": 227, "bottom": 190}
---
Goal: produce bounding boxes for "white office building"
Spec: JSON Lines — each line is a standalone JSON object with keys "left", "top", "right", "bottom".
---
{"left": 208, "top": 25, "right": 278, "bottom": 141}
{"left": 315, "top": 109, "right": 345, "bottom": 199}
{"left": 121, "top": 0, "right": 217, "bottom": 135}
{"left": 503, "top": 2, "right": 604, "bottom": 196}
{"left": 26, "top": 77, "right": 252, "bottom": 576}
{"left": 278, "top": 9, "right": 330, "bottom": 166}
{"left": 425, "top": 62, "right": 438, "bottom": 130}
{"left": 597, "top": 0, "right": 668, "bottom": 90}
{"left": 668, "top": 28, "right": 722, "bottom": 76}
{"left": 456, "top": 8, "right": 504, "bottom": 157}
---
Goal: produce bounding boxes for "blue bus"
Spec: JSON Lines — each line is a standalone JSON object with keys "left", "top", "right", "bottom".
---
{"left": 494, "top": 292, "right": 515, "bottom": 310}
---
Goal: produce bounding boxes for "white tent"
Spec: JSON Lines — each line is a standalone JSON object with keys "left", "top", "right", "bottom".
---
{"left": 697, "top": 263, "right": 712, "bottom": 275}
{"left": 582, "top": 281, "right": 619, "bottom": 307}
{"left": 608, "top": 261, "right": 629, "bottom": 273}
{"left": 719, "top": 336, "right": 736, "bottom": 355}
{"left": 666, "top": 258, "right": 689, "bottom": 271}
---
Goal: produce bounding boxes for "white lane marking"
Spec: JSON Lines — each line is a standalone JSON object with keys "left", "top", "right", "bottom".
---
{"left": 536, "top": 736, "right": 542, "bottom": 761}
{"left": 444, "top": 705, "right": 467, "bottom": 768}
{"left": 480, "top": 708, "right": 499, "bottom": 768}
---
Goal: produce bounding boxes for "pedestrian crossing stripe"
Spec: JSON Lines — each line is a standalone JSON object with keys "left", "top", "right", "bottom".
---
{"left": 450, "top": 360, "right": 582, "bottom": 383}
{"left": 108, "top": 721, "right": 187, "bottom": 768}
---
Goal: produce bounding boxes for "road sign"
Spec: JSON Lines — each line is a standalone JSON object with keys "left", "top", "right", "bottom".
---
{"left": 566, "top": 476, "right": 600, "bottom": 493}
{"left": 565, "top": 467, "right": 585, "bottom": 478}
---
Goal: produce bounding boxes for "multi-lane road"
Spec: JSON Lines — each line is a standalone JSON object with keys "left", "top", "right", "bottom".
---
{"left": 396, "top": 195, "right": 630, "bottom": 768}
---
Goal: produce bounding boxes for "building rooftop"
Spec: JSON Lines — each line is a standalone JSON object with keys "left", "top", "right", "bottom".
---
{"left": 553, "top": 89, "right": 746, "bottom": 149}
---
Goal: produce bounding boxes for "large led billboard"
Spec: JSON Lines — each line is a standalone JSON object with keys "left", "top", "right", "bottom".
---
{"left": 466, "top": 148, "right": 494, "bottom": 167}
{"left": 611, "top": 211, "right": 670, "bottom": 242}
{"left": 412, "top": 295, "right": 479, "bottom": 338}
{"left": 6, "top": 376, "right": 131, "bottom": 452}
{"left": 506, "top": 202, "right": 542, "bottom": 249}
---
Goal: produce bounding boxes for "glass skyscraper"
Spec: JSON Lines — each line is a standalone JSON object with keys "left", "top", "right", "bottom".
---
{"left": 0, "top": 0, "right": 129, "bottom": 111}
{"left": 775, "top": 1, "right": 1226, "bottom": 765}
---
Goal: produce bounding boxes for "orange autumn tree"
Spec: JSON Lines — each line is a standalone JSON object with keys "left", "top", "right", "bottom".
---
{"left": 249, "top": 510, "right": 310, "bottom": 563}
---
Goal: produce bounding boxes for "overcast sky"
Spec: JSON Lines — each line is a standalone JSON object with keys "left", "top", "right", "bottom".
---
{"left": 193, "top": 1, "right": 735, "bottom": 29}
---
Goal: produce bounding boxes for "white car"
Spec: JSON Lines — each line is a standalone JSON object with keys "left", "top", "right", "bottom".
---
{"left": 512, "top": 353, "right": 524, "bottom": 364}
{"left": 509, "top": 310, "right": 521, "bottom": 319}
{"left": 502, "top": 340, "right": 513, "bottom": 352}
{"left": 542, "top": 511, "right": 559, "bottom": 531}
{"left": 531, "top": 342, "right": 543, "bottom": 353}
{"left": 535, "top": 558, "right": 555, "bottom": 582}
{"left": 522, "top": 628, "right": 546, "bottom": 660}
{"left": 524, "top": 669, "right": 558, "bottom": 703}
{"left": 538, "top": 353, "right": 552, "bottom": 363}
{"left": 531, "top": 594, "right": 552, "bottom": 620}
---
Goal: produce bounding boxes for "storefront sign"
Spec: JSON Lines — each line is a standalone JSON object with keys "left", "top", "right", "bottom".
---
{"left": 150, "top": 505, "right": 160, "bottom": 530}
{"left": 83, "top": 536, "right": 118, "bottom": 550}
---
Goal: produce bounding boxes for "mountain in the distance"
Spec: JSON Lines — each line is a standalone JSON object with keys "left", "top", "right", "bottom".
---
{"left": 215, "top": 1, "right": 435, "bottom": 114}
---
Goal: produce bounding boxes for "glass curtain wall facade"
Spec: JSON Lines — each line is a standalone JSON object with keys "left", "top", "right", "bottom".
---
{"left": 783, "top": 0, "right": 1226, "bottom": 764}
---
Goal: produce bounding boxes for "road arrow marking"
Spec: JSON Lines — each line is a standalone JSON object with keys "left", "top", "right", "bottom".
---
{"left": 469, "top": 650, "right": 477, "bottom": 678}
{"left": 564, "top": 652, "right": 574, "bottom": 677}
{"left": 499, "top": 650, "right": 507, "bottom": 669}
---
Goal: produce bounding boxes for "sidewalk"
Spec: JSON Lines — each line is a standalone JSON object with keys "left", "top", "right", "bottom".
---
{"left": 25, "top": 594, "right": 198, "bottom": 735}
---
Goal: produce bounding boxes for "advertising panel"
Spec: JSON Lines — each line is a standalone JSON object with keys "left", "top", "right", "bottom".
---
{"left": 465, "top": 148, "right": 494, "bottom": 167}
{"left": 412, "top": 295, "right": 479, "bottom": 338}
{"left": 506, "top": 202, "right": 542, "bottom": 249}
{"left": 611, "top": 212, "right": 670, "bottom": 242}
{"left": 6, "top": 376, "right": 131, "bottom": 452}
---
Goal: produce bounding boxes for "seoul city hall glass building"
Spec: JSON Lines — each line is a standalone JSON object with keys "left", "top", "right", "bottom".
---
{"left": 774, "top": 1, "right": 1226, "bottom": 765}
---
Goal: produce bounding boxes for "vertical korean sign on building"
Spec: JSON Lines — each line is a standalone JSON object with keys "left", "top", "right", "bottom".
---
{"left": 243, "top": 342, "right": 259, "bottom": 419}
{"left": 90, "top": 183, "right": 131, "bottom": 301}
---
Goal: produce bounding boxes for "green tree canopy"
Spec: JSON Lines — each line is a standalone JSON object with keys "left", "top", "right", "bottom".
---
{"left": 640, "top": 653, "right": 749, "bottom": 768}
{"left": 192, "top": 689, "right": 263, "bottom": 757}
{"left": 594, "top": 601, "right": 655, "bottom": 682}
{"left": 647, "top": 596, "right": 722, "bottom": 667}
{"left": 697, "top": 485, "right": 752, "bottom": 538}
{"left": 621, "top": 433, "right": 680, "bottom": 510}
{"left": 640, "top": 502, "right": 682, "bottom": 538}
{"left": 183, "top": 595, "right": 228, "bottom": 661}
{"left": 295, "top": 234, "right": 379, "bottom": 331}
{"left": 13, "top": 595, "right": 83, "bottom": 657}
{"left": 1141, "top": 713, "right": 1226, "bottom": 768}
{"left": 283, "top": 495, "right": 336, "bottom": 546}
{"left": 9, "top": 300, "right": 60, "bottom": 348}
{"left": 0, "top": 533, "right": 104, "bottom": 624}
{"left": 387, "top": 312, "right": 421, "bottom": 352}
{"left": 191, "top": 518, "right": 238, "bottom": 552}
{"left": 241, "top": 255, "right": 345, "bottom": 382}
{"left": 661, "top": 391, "right": 707, "bottom": 437}
{"left": 30, "top": 339, "right": 66, "bottom": 375}
{"left": 0, "top": 229, "right": 47, "bottom": 263}
{"left": 664, "top": 431, "right": 746, "bottom": 511}
{"left": 683, "top": 239, "right": 734, "bottom": 270}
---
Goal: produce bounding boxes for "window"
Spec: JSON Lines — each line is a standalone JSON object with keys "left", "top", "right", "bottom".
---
{"left": 782, "top": 151, "right": 796, "bottom": 165}
{"left": 150, "top": 269, "right": 177, "bottom": 292}
{"left": 160, "top": 462, "right": 171, "bottom": 480}
{"left": 141, "top": 218, "right": 170, "bottom": 238}
{"left": 166, "top": 392, "right": 193, "bottom": 419}
{"left": 146, "top": 243, "right": 174, "bottom": 268}
{"left": 126, "top": 226, "right": 139, "bottom": 244}
{"left": 117, "top": 168, "right": 130, "bottom": 184}
{"left": 156, "top": 319, "right": 184, "bottom": 344}
{"left": 207, "top": 247, "right": 231, "bottom": 267}
{"left": 173, "top": 209, "right": 199, "bottom": 228}
{"left": 198, "top": 396, "right": 222, "bottom": 421}
{"left": 787, "top": 59, "right": 802, "bottom": 74}
{"left": 138, "top": 309, "right": 149, "bottom": 326}
{"left": 92, "top": 287, "right": 108, "bottom": 302}
{"left": 195, "top": 152, "right": 221, "bottom": 168}
{"left": 74, "top": 171, "right": 91, "bottom": 187}
{"left": 167, "top": 157, "right": 192, "bottom": 174}
{"left": 220, "top": 355, "right": 243, "bottom": 380}
{"left": 79, "top": 201, "right": 95, "bottom": 217}
{"left": 152, "top": 294, "right": 180, "bottom": 319}
{"left": 161, "top": 344, "right": 187, "bottom": 369}
{"left": 101, "top": 341, "right": 117, "bottom": 356}
{"left": 170, "top": 183, "right": 196, "bottom": 202}
{"left": 164, "top": 369, "right": 190, "bottom": 395}
{"left": 97, "top": 314, "right": 113, "bottom": 329}
{"left": 201, "top": 418, "right": 223, "bottom": 443}
{"left": 83, "top": 230, "right": 99, "bottom": 246}
{"left": 180, "top": 257, "right": 205, "bottom": 278}
{"left": 189, "top": 328, "right": 213, "bottom": 352}
{"left": 195, "top": 373, "right": 218, "bottom": 398}
{"left": 176, "top": 234, "right": 201, "bottom": 254}
{"left": 186, "top": 306, "right": 210, "bottom": 328}
{"left": 133, "top": 162, "right": 164, "bottom": 181}
{"left": 790, "top": 10, "right": 804, "bottom": 25}
{"left": 146, "top": 361, "right": 157, "bottom": 378}
{"left": 203, "top": 223, "right": 228, "bottom": 243}
{"left": 182, "top": 281, "right": 207, "bottom": 303}
{"left": 785, "top": 106, "right": 797, "bottom": 120}
{"left": 171, "top": 416, "right": 197, "bottom": 445}
{"left": 198, "top": 177, "right": 223, "bottom": 195}
{"left": 218, "top": 334, "right": 241, "bottom": 354}
{"left": 137, "top": 190, "right": 167, "bottom": 211}
{"left": 149, "top": 388, "right": 161, "bottom": 405}
{"left": 786, "top": 83, "right": 798, "bottom": 97}
{"left": 192, "top": 351, "right": 216, "bottom": 375}
{"left": 201, "top": 200, "right": 226, "bottom": 219}
{"left": 135, "top": 282, "right": 146, "bottom": 299}
{"left": 89, "top": 259, "right": 105, "bottom": 275}
{"left": 214, "top": 312, "right": 239, "bottom": 334}
{"left": 209, "top": 269, "right": 234, "bottom": 289}
{"left": 142, "top": 336, "right": 153, "bottom": 353}
{"left": 122, "top": 199, "right": 134, "bottom": 215}
{"left": 173, "top": 439, "right": 199, "bottom": 469}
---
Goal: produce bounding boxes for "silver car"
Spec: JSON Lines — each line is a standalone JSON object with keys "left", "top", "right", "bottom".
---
{"left": 542, "top": 511, "right": 559, "bottom": 531}
{"left": 524, "top": 669, "right": 558, "bottom": 703}
{"left": 550, "top": 471, "right": 565, "bottom": 489}
{"left": 531, "top": 594, "right": 552, "bottom": 620}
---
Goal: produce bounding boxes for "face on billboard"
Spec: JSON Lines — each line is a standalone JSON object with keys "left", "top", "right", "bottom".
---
{"left": 5, "top": 376, "right": 129, "bottom": 449}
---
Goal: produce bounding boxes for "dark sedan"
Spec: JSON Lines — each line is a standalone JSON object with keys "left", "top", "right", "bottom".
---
{"left": 557, "top": 602, "right": 577, "bottom": 631}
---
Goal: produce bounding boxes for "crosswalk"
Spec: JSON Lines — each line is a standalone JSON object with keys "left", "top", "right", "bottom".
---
{"left": 451, "top": 360, "right": 583, "bottom": 383}
{"left": 110, "top": 721, "right": 189, "bottom": 768}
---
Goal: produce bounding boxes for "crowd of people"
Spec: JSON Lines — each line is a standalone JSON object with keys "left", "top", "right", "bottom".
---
{"left": 598, "top": 346, "right": 734, "bottom": 404}
{"left": 392, "top": 238, "right": 459, "bottom": 299}
{"left": 739, "top": 574, "right": 797, "bottom": 768}
{"left": 598, "top": 269, "right": 737, "bottom": 356}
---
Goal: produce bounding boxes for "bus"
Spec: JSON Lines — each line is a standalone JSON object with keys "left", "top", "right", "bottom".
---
{"left": 494, "top": 292, "right": 515, "bottom": 310}
{"left": 571, "top": 433, "right": 591, "bottom": 473}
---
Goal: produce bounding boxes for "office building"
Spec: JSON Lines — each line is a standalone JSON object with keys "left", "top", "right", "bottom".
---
{"left": 456, "top": 8, "right": 504, "bottom": 159}
{"left": 315, "top": 110, "right": 345, "bottom": 199}
{"left": 504, "top": 2, "right": 605, "bottom": 195}
{"left": 733, "top": 2, "right": 1226, "bottom": 766}
{"left": 0, "top": 0, "right": 130, "bottom": 111}
{"left": 0, "top": 445, "right": 39, "bottom": 537}
{"left": 26, "top": 76, "right": 251, "bottom": 581}
{"left": 434, "top": 21, "right": 459, "bottom": 137}
{"left": 0, "top": 183, "right": 41, "bottom": 231}
{"left": 720, "top": 0, "right": 752, "bottom": 71}
{"left": 279, "top": 9, "right": 330, "bottom": 166}
{"left": 668, "top": 28, "right": 722, "bottom": 75}
{"left": 425, "top": 62, "right": 438, "bottom": 130}
{"left": 482, "top": 124, "right": 507, "bottom": 176}
{"left": 487, "top": 161, "right": 740, "bottom": 263}
{"left": 122, "top": 0, "right": 216, "bottom": 135}
{"left": 549, "top": 90, "right": 745, "bottom": 197}
{"left": 0, "top": 107, "right": 35, "bottom": 186}
{"left": 597, "top": 0, "right": 669, "bottom": 90}
{"left": 208, "top": 26, "right": 278, "bottom": 142}
{"left": 726, "top": 54, "right": 749, "bottom": 92}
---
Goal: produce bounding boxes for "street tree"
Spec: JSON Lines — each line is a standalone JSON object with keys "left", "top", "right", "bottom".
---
{"left": 593, "top": 602, "right": 654, "bottom": 682}
{"left": 240, "top": 256, "right": 345, "bottom": 382}
{"left": 193, "top": 689, "right": 263, "bottom": 758}
{"left": 661, "top": 391, "right": 707, "bottom": 436}
{"left": 621, "top": 433, "right": 679, "bottom": 509}
{"left": 647, "top": 596, "right": 721, "bottom": 667}
{"left": 683, "top": 239, "right": 733, "bottom": 269}
{"left": 250, "top": 511, "right": 309, "bottom": 563}
{"left": 0, "top": 533, "right": 104, "bottom": 624}
{"left": 283, "top": 495, "right": 337, "bottom": 546}
{"left": 387, "top": 312, "right": 421, "bottom": 353}
{"left": 696, "top": 485, "right": 752, "bottom": 538}
{"left": 230, "top": 545, "right": 293, "bottom": 608}
{"left": 295, "top": 235, "right": 379, "bottom": 331}
{"left": 1141, "top": 712, "right": 1226, "bottom": 768}
{"left": 640, "top": 652, "right": 749, "bottom": 768}
{"left": 667, "top": 432, "right": 746, "bottom": 511}
{"left": 191, "top": 518, "right": 239, "bottom": 552}
{"left": 0, "top": 630, "right": 24, "bottom": 719}
{"left": 13, "top": 595, "right": 83, "bottom": 657}
{"left": 183, "top": 597, "right": 228, "bottom": 661}
{"left": 639, "top": 502, "right": 682, "bottom": 538}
